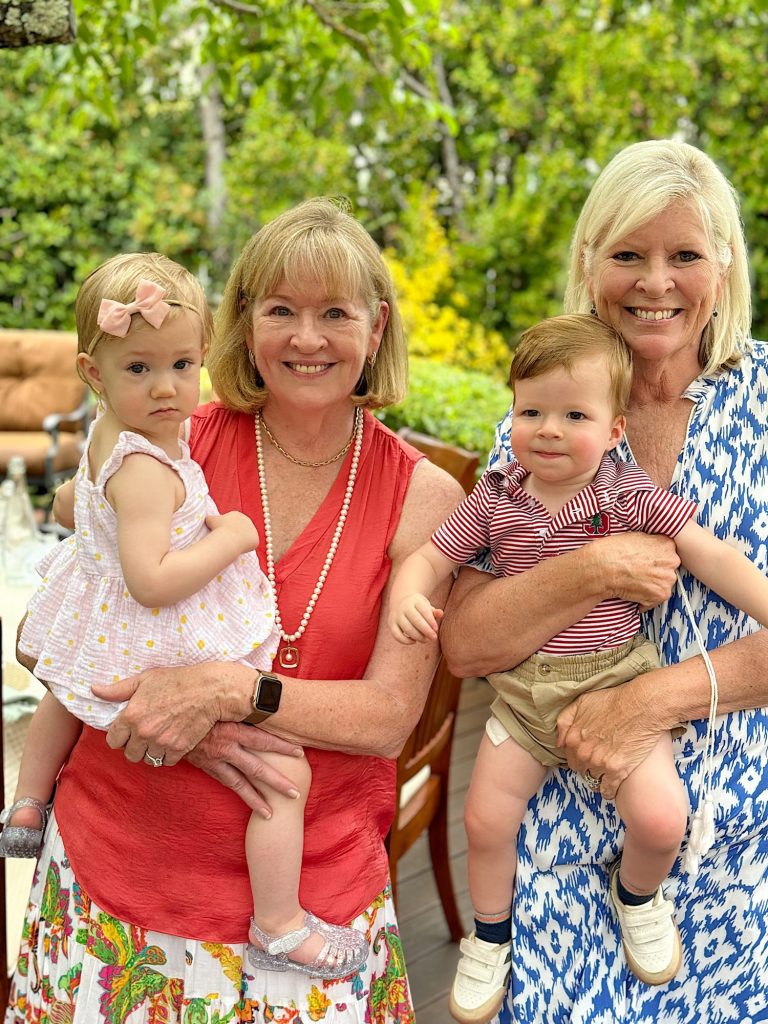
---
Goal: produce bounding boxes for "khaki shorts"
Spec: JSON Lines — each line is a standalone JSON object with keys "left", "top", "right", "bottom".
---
{"left": 485, "top": 635, "right": 660, "bottom": 768}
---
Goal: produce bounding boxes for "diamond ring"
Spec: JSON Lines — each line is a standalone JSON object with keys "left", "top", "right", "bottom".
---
{"left": 583, "top": 769, "right": 603, "bottom": 791}
{"left": 145, "top": 752, "right": 165, "bottom": 768}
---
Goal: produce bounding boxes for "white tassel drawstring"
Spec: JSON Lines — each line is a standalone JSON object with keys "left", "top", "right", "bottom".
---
{"left": 677, "top": 577, "right": 719, "bottom": 878}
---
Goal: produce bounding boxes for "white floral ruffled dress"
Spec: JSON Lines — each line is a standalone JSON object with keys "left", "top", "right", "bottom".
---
{"left": 19, "top": 429, "right": 278, "bottom": 728}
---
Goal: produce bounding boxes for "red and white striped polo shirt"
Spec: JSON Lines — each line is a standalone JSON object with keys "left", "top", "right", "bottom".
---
{"left": 432, "top": 453, "right": 696, "bottom": 655}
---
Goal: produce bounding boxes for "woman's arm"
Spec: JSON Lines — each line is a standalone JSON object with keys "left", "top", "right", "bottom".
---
{"left": 440, "top": 531, "right": 682, "bottom": 678}
{"left": 91, "top": 460, "right": 465, "bottom": 781}
{"left": 109, "top": 454, "right": 259, "bottom": 606}
{"left": 556, "top": 628, "right": 768, "bottom": 800}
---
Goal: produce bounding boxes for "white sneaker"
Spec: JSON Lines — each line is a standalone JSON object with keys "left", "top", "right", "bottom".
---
{"left": 448, "top": 932, "right": 511, "bottom": 1024}
{"left": 609, "top": 863, "right": 682, "bottom": 985}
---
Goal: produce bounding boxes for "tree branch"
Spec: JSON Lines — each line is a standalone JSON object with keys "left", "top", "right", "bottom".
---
{"left": 400, "top": 69, "right": 433, "bottom": 101}
{"left": 433, "top": 53, "right": 463, "bottom": 215}
{"left": 304, "top": 0, "right": 463, "bottom": 218}
{"left": 303, "top": 0, "right": 386, "bottom": 75}
{"left": 209, "top": 0, "right": 263, "bottom": 15}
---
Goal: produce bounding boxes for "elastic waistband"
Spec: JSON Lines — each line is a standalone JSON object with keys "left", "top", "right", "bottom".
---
{"left": 512, "top": 636, "right": 640, "bottom": 683}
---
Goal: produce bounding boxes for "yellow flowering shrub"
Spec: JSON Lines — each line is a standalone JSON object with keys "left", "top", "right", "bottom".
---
{"left": 384, "top": 193, "right": 510, "bottom": 375}
{"left": 200, "top": 367, "right": 214, "bottom": 403}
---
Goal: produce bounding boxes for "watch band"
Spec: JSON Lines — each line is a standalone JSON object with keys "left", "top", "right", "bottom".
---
{"left": 244, "top": 670, "right": 282, "bottom": 726}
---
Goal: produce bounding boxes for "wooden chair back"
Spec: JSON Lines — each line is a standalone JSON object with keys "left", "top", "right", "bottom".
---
{"left": 397, "top": 427, "right": 479, "bottom": 495}
{"left": 387, "top": 429, "right": 480, "bottom": 941}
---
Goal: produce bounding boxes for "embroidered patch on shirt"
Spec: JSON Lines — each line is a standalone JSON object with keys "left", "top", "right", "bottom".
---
{"left": 584, "top": 511, "right": 610, "bottom": 536}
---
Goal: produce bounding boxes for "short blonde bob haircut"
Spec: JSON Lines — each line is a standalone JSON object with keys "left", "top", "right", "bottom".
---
{"left": 564, "top": 139, "right": 751, "bottom": 375}
{"left": 76, "top": 252, "right": 213, "bottom": 390}
{"left": 510, "top": 314, "right": 633, "bottom": 416}
{"left": 209, "top": 197, "right": 407, "bottom": 412}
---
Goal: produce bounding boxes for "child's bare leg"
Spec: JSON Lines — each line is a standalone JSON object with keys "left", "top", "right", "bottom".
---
{"left": 465, "top": 731, "right": 547, "bottom": 921}
{"left": 614, "top": 732, "right": 688, "bottom": 895}
{"left": 246, "top": 750, "right": 323, "bottom": 962}
{"left": 9, "top": 692, "right": 82, "bottom": 828}
{"left": 450, "top": 730, "right": 547, "bottom": 1024}
{"left": 246, "top": 750, "right": 363, "bottom": 974}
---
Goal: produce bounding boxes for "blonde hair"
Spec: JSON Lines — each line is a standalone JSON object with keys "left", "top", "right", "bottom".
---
{"left": 76, "top": 252, "right": 213, "bottom": 389}
{"left": 511, "top": 314, "right": 633, "bottom": 415}
{"left": 209, "top": 197, "right": 407, "bottom": 412}
{"left": 564, "top": 139, "right": 751, "bottom": 374}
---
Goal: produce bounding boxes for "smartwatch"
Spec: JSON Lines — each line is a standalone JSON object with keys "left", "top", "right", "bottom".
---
{"left": 244, "top": 670, "right": 283, "bottom": 725}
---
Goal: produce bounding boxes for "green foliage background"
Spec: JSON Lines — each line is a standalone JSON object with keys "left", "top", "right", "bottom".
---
{"left": 378, "top": 358, "right": 513, "bottom": 460}
{"left": 2, "top": 0, "right": 767, "bottom": 452}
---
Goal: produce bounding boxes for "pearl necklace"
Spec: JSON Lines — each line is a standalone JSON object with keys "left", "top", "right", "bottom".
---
{"left": 254, "top": 406, "right": 364, "bottom": 669}
{"left": 261, "top": 415, "right": 356, "bottom": 467}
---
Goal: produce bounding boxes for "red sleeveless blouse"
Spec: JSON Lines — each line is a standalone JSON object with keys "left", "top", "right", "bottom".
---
{"left": 54, "top": 406, "right": 421, "bottom": 940}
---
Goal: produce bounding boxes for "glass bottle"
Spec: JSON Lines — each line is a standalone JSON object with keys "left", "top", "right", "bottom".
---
{"left": 1, "top": 455, "right": 45, "bottom": 585}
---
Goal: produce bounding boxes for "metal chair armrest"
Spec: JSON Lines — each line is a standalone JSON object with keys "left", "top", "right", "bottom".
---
{"left": 41, "top": 393, "right": 90, "bottom": 437}
{"left": 42, "top": 393, "right": 91, "bottom": 494}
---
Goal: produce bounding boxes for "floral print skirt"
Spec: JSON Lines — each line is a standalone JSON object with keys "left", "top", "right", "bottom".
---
{"left": 6, "top": 812, "right": 414, "bottom": 1024}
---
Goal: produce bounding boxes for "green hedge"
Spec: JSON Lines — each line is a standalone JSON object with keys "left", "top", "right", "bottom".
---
{"left": 379, "top": 357, "right": 512, "bottom": 463}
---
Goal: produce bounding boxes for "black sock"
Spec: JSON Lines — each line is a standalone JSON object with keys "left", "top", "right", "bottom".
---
{"left": 474, "top": 914, "right": 512, "bottom": 944}
{"left": 616, "top": 873, "right": 654, "bottom": 907}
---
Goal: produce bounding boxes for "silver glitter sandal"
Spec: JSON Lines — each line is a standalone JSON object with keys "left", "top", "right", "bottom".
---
{"left": 0, "top": 797, "right": 48, "bottom": 857}
{"left": 247, "top": 911, "right": 368, "bottom": 980}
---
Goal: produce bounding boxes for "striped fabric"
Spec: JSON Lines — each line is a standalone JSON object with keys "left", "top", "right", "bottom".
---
{"left": 432, "top": 453, "right": 696, "bottom": 654}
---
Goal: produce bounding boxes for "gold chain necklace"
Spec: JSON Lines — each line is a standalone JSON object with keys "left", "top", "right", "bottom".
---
{"left": 261, "top": 414, "right": 357, "bottom": 468}
{"left": 254, "top": 407, "right": 364, "bottom": 669}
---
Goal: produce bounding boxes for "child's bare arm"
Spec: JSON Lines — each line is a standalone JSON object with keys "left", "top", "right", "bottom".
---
{"left": 52, "top": 478, "right": 76, "bottom": 529}
{"left": 388, "top": 541, "right": 458, "bottom": 643}
{"left": 675, "top": 519, "right": 768, "bottom": 626}
{"left": 109, "top": 453, "right": 259, "bottom": 607}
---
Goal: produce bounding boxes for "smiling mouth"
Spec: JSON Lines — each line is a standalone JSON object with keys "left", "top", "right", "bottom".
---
{"left": 628, "top": 308, "right": 680, "bottom": 321}
{"left": 287, "top": 362, "right": 331, "bottom": 374}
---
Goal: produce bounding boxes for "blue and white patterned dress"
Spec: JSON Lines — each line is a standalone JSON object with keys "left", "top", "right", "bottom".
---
{"left": 480, "top": 342, "right": 768, "bottom": 1023}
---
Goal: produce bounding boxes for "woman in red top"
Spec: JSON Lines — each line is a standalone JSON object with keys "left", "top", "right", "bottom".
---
{"left": 8, "top": 199, "right": 462, "bottom": 1024}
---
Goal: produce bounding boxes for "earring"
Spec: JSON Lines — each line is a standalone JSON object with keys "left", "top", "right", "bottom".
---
{"left": 367, "top": 351, "right": 378, "bottom": 369}
{"left": 247, "top": 349, "right": 265, "bottom": 387}
{"left": 712, "top": 308, "right": 719, "bottom": 318}
{"left": 590, "top": 305, "right": 597, "bottom": 317}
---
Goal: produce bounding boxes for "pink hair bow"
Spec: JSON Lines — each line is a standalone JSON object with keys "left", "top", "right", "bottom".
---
{"left": 97, "top": 279, "right": 172, "bottom": 337}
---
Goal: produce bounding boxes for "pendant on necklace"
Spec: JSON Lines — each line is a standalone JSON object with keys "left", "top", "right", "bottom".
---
{"left": 278, "top": 645, "right": 300, "bottom": 669}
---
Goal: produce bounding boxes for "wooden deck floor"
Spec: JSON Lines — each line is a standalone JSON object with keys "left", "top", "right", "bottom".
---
{"left": 397, "top": 675, "right": 492, "bottom": 1024}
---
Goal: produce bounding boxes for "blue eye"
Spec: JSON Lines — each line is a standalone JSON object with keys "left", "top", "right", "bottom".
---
{"left": 678, "top": 251, "right": 701, "bottom": 263}
{"left": 127, "top": 363, "right": 145, "bottom": 374}
{"left": 567, "top": 411, "right": 587, "bottom": 421}
{"left": 519, "top": 409, "right": 539, "bottom": 418}
{"left": 326, "top": 307, "right": 346, "bottom": 319}
{"left": 271, "top": 305, "right": 291, "bottom": 316}
{"left": 174, "top": 359, "right": 193, "bottom": 370}
{"left": 612, "top": 251, "right": 638, "bottom": 262}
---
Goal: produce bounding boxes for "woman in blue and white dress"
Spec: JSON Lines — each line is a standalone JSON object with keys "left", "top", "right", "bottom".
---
{"left": 441, "top": 139, "right": 768, "bottom": 1023}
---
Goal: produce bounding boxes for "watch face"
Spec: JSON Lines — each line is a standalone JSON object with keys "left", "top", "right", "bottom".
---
{"left": 258, "top": 675, "right": 282, "bottom": 712}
